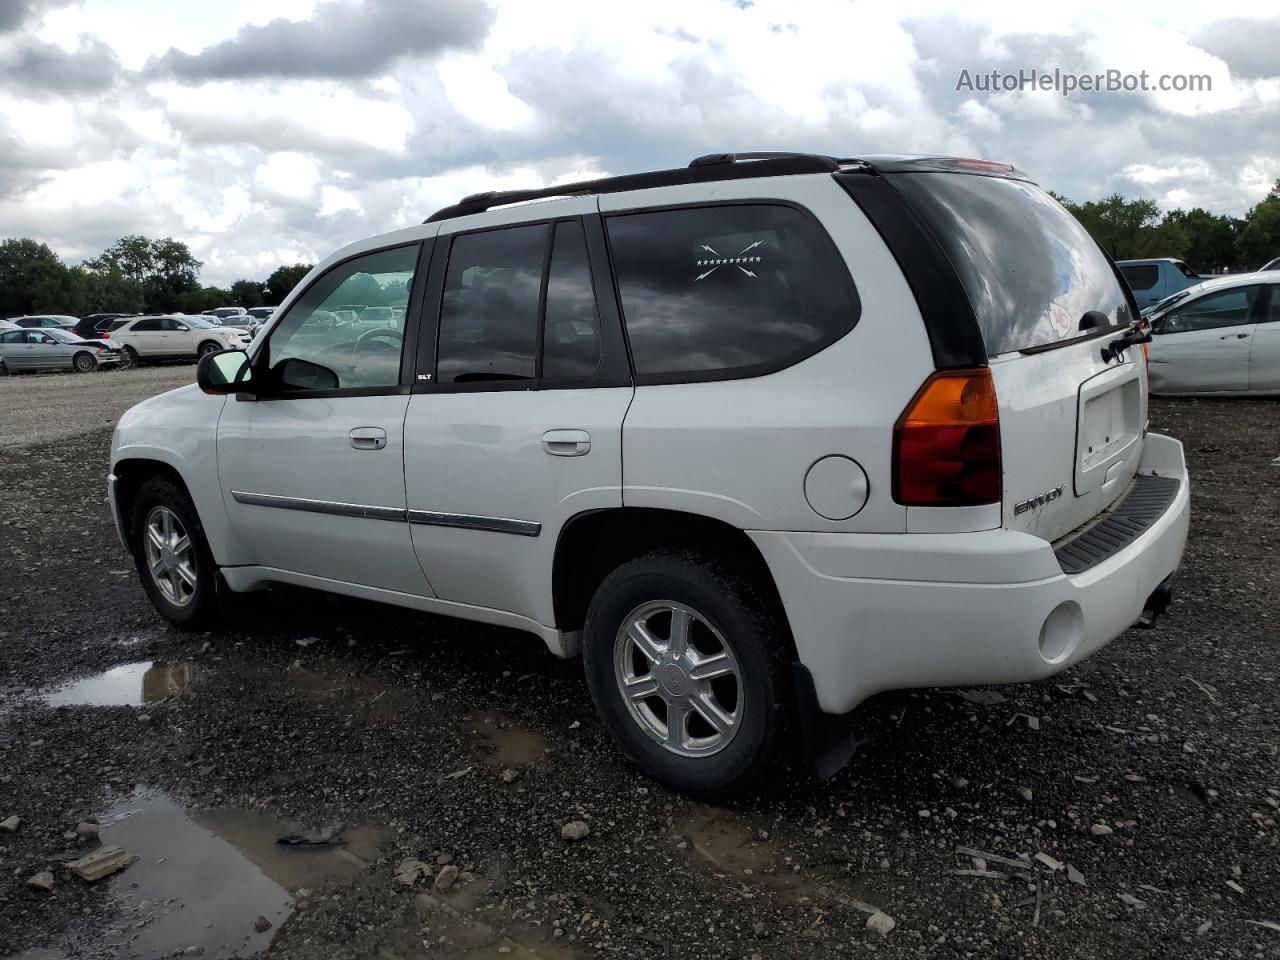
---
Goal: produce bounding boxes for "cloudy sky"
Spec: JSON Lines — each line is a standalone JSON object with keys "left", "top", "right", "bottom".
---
{"left": 2, "top": 0, "right": 1278, "bottom": 285}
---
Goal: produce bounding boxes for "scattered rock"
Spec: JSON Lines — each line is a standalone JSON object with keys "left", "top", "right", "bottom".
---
{"left": 1117, "top": 892, "right": 1146, "bottom": 909}
{"left": 75, "top": 821, "right": 100, "bottom": 839}
{"left": 433, "top": 864, "right": 459, "bottom": 891}
{"left": 395, "top": 859, "right": 427, "bottom": 886}
{"left": 561, "top": 820, "right": 590, "bottom": 841}
{"left": 1033, "top": 852, "right": 1062, "bottom": 871}
{"left": 0, "top": 815, "right": 20, "bottom": 833}
{"left": 866, "top": 911, "right": 896, "bottom": 936}
{"left": 1066, "top": 864, "right": 1087, "bottom": 886}
{"left": 253, "top": 916, "right": 272, "bottom": 933}
{"left": 1090, "top": 823, "right": 1113, "bottom": 837}
{"left": 435, "top": 852, "right": 454, "bottom": 865}
{"left": 1197, "top": 920, "right": 1214, "bottom": 936}
{"left": 27, "top": 870, "right": 54, "bottom": 892}
{"left": 1017, "top": 787, "right": 1034, "bottom": 802}
{"left": 1225, "top": 880, "right": 1245, "bottom": 895}
{"left": 500, "top": 768, "right": 520, "bottom": 784}
{"left": 67, "top": 844, "right": 136, "bottom": 882}
{"left": 296, "top": 636, "right": 321, "bottom": 647}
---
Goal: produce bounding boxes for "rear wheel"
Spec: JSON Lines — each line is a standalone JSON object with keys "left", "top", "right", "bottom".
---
{"left": 198, "top": 340, "right": 221, "bottom": 359}
{"left": 121, "top": 346, "right": 139, "bottom": 369}
{"left": 583, "top": 550, "right": 791, "bottom": 798}
{"left": 129, "top": 477, "right": 221, "bottom": 629}
{"left": 72, "top": 351, "right": 96, "bottom": 373}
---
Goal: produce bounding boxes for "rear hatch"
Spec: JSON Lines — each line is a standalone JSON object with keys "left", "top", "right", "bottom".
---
{"left": 887, "top": 170, "right": 1145, "bottom": 542}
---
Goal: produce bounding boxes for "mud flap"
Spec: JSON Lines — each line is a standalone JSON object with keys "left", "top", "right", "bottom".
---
{"left": 792, "top": 663, "right": 861, "bottom": 780}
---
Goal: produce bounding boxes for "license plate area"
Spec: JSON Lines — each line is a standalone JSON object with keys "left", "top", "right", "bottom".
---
{"left": 1075, "top": 365, "right": 1143, "bottom": 497}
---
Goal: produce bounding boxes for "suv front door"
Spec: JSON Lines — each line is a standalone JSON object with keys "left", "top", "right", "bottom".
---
{"left": 216, "top": 242, "right": 432, "bottom": 594}
{"left": 1149, "top": 284, "right": 1264, "bottom": 392}
{"left": 403, "top": 205, "right": 633, "bottom": 630}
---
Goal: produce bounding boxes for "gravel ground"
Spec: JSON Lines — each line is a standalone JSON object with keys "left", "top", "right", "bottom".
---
{"left": 0, "top": 389, "right": 1277, "bottom": 960}
{"left": 0, "top": 365, "right": 194, "bottom": 449}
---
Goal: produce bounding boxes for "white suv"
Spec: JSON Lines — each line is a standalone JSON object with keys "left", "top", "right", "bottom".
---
{"left": 109, "top": 153, "right": 1190, "bottom": 796}
{"left": 110, "top": 314, "right": 252, "bottom": 364}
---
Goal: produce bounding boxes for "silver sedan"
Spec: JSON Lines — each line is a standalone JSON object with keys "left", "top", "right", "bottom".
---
{"left": 0, "top": 327, "right": 125, "bottom": 373}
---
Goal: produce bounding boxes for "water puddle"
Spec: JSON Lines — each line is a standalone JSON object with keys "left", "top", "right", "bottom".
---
{"left": 20, "top": 788, "right": 384, "bottom": 959}
{"left": 467, "top": 713, "right": 548, "bottom": 768}
{"left": 43, "top": 661, "right": 195, "bottom": 707}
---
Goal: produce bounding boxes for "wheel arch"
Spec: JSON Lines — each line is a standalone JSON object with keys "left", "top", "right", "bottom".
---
{"left": 112, "top": 458, "right": 194, "bottom": 554}
{"left": 551, "top": 507, "right": 795, "bottom": 657}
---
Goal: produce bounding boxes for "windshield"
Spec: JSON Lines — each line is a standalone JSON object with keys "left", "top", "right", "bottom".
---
{"left": 887, "top": 173, "right": 1135, "bottom": 354}
{"left": 185, "top": 316, "right": 216, "bottom": 329}
{"left": 1142, "top": 289, "right": 1192, "bottom": 317}
{"left": 46, "top": 328, "right": 82, "bottom": 343}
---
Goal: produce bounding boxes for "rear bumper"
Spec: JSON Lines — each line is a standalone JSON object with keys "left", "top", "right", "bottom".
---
{"left": 751, "top": 433, "right": 1190, "bottom": 715}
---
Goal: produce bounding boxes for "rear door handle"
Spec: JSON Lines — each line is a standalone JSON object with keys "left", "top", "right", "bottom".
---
{"left": 1220, "top": 333, "right": 1249, "bottom": 339}
{"left": 349, "top": 427, "right": 387, "bottom": 450}
{"left": 541, "top": 429, "right": 591, "bottom": 457}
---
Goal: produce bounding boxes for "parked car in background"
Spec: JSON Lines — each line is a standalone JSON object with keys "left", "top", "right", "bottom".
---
{"left": 1116, "top": 258, "right": 1203, "bottom": 310}
{"left": 1146, "top": 272, "right": 1280, "bottom": 395}
{"left": 0, "top": 319, "right": 16, "bottom": 330}
{"left": 0, "top": 327, "right": 125, "bottom": 373}
{"left": 109, "top": 151, "right": 1189, "bottom": 796}
{"left": 246, "top": 307, "right": 275, "bottom": 321}
{"left": 212, "top": 315, "right": 262, "bottom": 337}
{"left": 1260, "top": 257, "right": 1280, "bottom": 272}
{"left": 109, "top": 314, "right": 252, "bottom": 365}
{"left": 7, "top": 315, "right": 80, "bottom": 330}
{"left": 203, "top": 307, "right": 248, "bottom": 320}
{"left": 73, "top": 313, "right": 135, "bottom": 340}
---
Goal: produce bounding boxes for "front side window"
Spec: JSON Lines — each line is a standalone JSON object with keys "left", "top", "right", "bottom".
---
{"left": 269, "top": 245, "right": 418, "bottom": 390}
{"left": 437, "top": 224, "right": 547, "bottom": 384}
{"left": 1159, "top": 285, "right": 1261, "bottom": 334}
{"left": 1119, "top": 264, "right": 1159, "bottom": 291}
{"left": 606, "top": 204, "right": 859, "bottom": 380}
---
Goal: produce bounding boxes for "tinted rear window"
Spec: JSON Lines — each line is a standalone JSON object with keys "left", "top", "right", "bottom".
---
{"left": 1119, "top": 264, "right": 1159, "bottom": 291}
{"left": 606, "top": 204, "right": 859, "bottom": 381}
{"left": 889, "top": 173, "right": 1134, "bottom": 355}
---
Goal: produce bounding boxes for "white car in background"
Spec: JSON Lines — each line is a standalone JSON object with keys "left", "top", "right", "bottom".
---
{"left": 109, "top": 314, "right": 252, "bottom": 365}
{"left": 1146, "top": 272, "right": 1280, "bottom": 395}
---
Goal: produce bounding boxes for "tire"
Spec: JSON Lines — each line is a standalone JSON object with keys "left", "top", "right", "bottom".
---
{"left": 582, "top": 549, "right": 791, "bottom": 798}
{"left": 121, "top": 346, "right": 139, "bottom": 369}
{"left": 72, "top": 351, "right": 96, "bottom": 373}
{"left": 128, "top": 476, "right": 222, "bottom": 629}
{"left": 198, "top": 340, "right": 221, "bottom": 358}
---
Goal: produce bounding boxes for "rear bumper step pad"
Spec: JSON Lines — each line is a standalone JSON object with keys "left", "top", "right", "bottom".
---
{"left": 1054, "top": 475, "right": 1182, "bottom": 576}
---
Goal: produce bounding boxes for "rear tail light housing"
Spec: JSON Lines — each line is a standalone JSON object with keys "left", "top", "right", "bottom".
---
{"left": 893, "top": 368, "right": 1002, "bottom": 506}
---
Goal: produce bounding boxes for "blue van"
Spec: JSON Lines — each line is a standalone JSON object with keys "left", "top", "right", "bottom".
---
{"left": 1116, "top": 258, "right": 1202, "bottom": 310}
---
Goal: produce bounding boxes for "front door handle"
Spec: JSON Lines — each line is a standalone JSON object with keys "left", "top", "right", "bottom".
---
{"left": 542, "top": 429, "right": 591, "bottom": 457}
{"left": 1220, "top": 333, "right": 1249, "bottom": 340}
{"left": 349, "top": 426, "right": 387, "bottom": 450}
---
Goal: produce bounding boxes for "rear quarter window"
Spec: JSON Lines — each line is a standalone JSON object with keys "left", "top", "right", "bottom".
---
{"left": 605, "top": 204, "right": 859, "bottom": 382}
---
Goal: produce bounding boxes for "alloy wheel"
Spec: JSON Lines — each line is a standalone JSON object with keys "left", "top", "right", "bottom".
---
{"left": 143, "top": 505, "right": 198, "bottom": 607}
{"left": 613, "top": 600, "right": 743, "bottom": 757}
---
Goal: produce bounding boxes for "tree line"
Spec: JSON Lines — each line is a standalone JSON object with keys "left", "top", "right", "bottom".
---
{"left": 0, "top": 234, "right": 313, "bottom": 319}
{"left": 1051, "top": 178, "right": 1280, "bottom": 272}
{"left": 3, "top": 178, "right": 1279, "bottom": 320}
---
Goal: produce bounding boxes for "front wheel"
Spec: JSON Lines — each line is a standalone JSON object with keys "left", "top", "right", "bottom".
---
{"left": 198, "top": 340, "right": 221, "bottom": 359}
{"left": 73, "top": 351, "right": 96, "bottom": 373}
{"left": 129, "top": 477, "right": 222, "bottom": 629}
{"left": 583, "top": 550, "right": 791, "bottom": 798}
{"left": 120, "top": 346, "right": 139, "bottom": 369}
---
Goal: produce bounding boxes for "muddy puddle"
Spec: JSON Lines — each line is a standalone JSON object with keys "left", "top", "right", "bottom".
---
{"left": 42, "top": 661, "right": 195, "bottom": 707}
{"left": 674, "top": 806, "right": 886, "bottom": 915}
{"left": 17, "top": 788, "right": 385, "bottom": 960}
{"left": 467, "top": 712, "right": 548, "bottom": 768}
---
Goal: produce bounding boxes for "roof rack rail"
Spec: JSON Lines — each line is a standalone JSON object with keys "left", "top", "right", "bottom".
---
{"left": 424, "top": 152, "right": 842, "bottom": 223}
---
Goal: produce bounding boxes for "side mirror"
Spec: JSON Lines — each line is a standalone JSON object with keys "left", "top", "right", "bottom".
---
{"left": 277, "top": 356, "right": 339, "bottom": 391}
{"left": 197, "top": 349, "right": 253, "bottom": 395}
{"left": 175, "top": 325, "right": 190, "bottom": 332}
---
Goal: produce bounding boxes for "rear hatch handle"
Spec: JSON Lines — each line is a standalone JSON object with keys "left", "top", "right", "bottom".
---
{"left": 1102, "top": 325, "right": 1152, "bottom": 364}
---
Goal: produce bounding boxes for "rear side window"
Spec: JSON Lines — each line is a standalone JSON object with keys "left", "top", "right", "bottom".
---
{"left": 437, "top": 224, "right": 546, "bottom": 384}
{"left": 1119, "top": 264, "right": 1159, "bottom": 291}
{"left": 131, "top": 318, "right": 160, "bottom": 331}
{"left": 889, "top": 173, "right": 1135, "bottom": 355}
{"left": 606, "top": 204, "right": 859, "bottom": 381}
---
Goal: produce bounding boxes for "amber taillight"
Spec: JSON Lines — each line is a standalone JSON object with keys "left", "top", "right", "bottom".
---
{"left": 893, "top": 368, "right": 1002, "bottom": 506}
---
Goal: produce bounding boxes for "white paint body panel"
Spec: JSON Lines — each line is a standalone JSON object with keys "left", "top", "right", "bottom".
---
{"left": 1148, "top": 323, "right": 1254, "bottom": 393}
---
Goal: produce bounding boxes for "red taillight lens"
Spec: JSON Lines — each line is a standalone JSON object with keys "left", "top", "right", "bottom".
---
{"left": 893, "top": 369, "right": 1002, "bottom": 506}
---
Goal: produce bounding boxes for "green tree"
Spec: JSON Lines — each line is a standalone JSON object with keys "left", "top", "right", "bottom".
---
{"left": 85, "top": 235, "right": 202, "bottom": 312}
{"left": 1236, "top": 199, "right": 1280, "bottom": 269}
{"left": 229, "top": 279, "right": 266, "bottom": 308}
{"left": 0, "top": 238, "right": 80, "bottom": 317}
{"left": 1162, "top": 208, "right": 1242, "bottom": 273}
{"left": 264, "top": 263, "right": 313, "bottom": 305}
{"left": 177, "top": 285, "right": 230, "bottom": 315}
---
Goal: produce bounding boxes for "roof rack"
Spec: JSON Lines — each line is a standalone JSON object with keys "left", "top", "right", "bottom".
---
{"left": 424, "top": 152, "right": 843, "bottom": 223}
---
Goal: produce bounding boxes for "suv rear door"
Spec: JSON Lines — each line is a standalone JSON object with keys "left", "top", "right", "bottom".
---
{"left": 884, "top": 171, "right": 1146, "bottom": 542}
{"left": 402, "top": 202, "right": 632, "bottom": 628}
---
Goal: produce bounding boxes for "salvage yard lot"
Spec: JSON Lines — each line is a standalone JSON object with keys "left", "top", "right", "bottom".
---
{"left": 0, "top": 383, "right": 1277, "bottom": 959}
